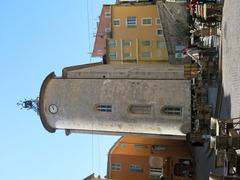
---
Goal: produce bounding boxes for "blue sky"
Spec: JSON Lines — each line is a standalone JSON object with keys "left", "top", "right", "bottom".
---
{"left": 0, "top": 0, "right": 119, "bottom": 179}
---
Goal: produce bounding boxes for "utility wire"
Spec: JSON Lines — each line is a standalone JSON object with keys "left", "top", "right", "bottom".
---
{"left": 90, "top": 0, "right": 94, "bottom": 63}
{"left": 86, "top": 0, "right": 92, "bottom": 63}
{"left": 86, "top": 1, "right": 94, "bottom": 173}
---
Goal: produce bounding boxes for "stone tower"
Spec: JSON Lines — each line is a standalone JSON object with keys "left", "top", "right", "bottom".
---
{"left": 38, "top": 63, "right": 191, "bottom": 139}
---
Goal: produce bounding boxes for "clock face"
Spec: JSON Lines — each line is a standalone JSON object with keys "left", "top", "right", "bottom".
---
{"left": 48, "top": 104, "right": 58, "bottom": 114}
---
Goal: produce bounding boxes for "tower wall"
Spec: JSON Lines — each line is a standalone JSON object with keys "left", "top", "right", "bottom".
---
{"left": 39, "top": 64, "right": 191, "bottom": 138}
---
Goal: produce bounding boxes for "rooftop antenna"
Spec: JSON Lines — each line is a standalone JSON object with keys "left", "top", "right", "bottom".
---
{"left": 17, "top": 97, "right": 39, "bottom": 114}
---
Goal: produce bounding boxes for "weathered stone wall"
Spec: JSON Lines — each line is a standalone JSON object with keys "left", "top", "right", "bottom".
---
{"left": 65, "top": 64, "right": 186, "bottom": 79}
{"left": 41, "top": 77, "right": 191, "bottom": 137}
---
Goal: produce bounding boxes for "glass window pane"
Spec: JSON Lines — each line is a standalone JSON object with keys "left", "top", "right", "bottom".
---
{"left": 124, "top": 52, "right": 131, "bottom": 59}
{"left": 157, "top": 40, "right": 166, "bottom": 48}
{"left": 141, "top": 52, "right": 151, "bottom": 59}
{"left": 127, "top": 16, "right": 137, "bottom": 27}
{"left": 108, "top": 39, "right": 116, "bottom": 48}
{"left": 123, "top": 40, "right": 131, "bottom": 47}
{"left": 150, "top": 168, "right": 163, "bottom": 179}
{"left": 105, "top": 12, "right": 111, "bottom": 17}
{"left": 162, "top": 106, "right": 182, "bottom": 116}
{"left": 142, "top": 40, "right": 151, "bottom": 47}
{"left": 105, "top": 27, "right": 111, "bottom": 33}
{"left": 155, "top": 18, "right": 161, "bottom": 25}
{"left": 129, "top": 164, "right": 143, "bottom": 173}
{"left": 108, "top": 52, "right": 117, "bottom": 60}
{"left": 113, "top": 19, "right": 120, "bottom": 26}
{"left": 157, "top": 29, "right": 163, "bottom": 36}
{"left": 142, "top": 18, "right": 152, "bottom": 25}
{"left": 96, "top": 104, "right": 112, "bottom": 112}
{"left": 135, "top": 144, "right": 148, "bottom": 149}
{"left": 111, "top": 163, "right": 121, "bottom": 171}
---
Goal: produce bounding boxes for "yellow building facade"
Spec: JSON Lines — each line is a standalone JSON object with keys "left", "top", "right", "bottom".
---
{"left": 107, "top": 4, "right": 168, "bottom": 64}
{"left": 92, "top": 3, "right": 169, "bottom": 64}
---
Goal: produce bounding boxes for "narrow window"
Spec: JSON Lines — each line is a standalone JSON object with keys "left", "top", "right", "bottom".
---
{"left": 119, "top": 143, "right": 127, "bottom": 148}
{"left": 162, "top": 106, "right": 182, "bottom": 116}
{"left": 156, "top": 29, "right": 164, "bottom": 36}
{"left": 157, "top": 40, "right": 166, "bottom": 48}
{"left": 108, "top": 39, "right": 116, "bottom": 48}
{"left": 155, "top": 18, "right": 161, "bottom": 25}
{"left": 127, "top": 16, "right": 137, "bottom": 27}
{"left": 96, "top": 105, "right": 112, "bottom": 112}
{"left": 129, "top": 105, "right": 152, "bottom": 114}
{"left": 135, "top": 144, "right": 148, "bottom": 149}
{"left": 141, "top": 40, "right": 151, "bottom": 47}
{"left": 108, "top": 52, "right": 117, "bottom": 60}
{"left": 141, "top": 52, "right": 151, "bottom": 59}
{"left": 142, "top": 18, "right": 152, "bottom": 25}
{"left": 123, "top": 52, "right": 131, "bottom": 59}
{"left": 111, "top": 163, "right": 121, "bottom": 171}
{"left": 113, "top": 19, "right": 120, "bottom": 27}
{"left": 105, "top": 12, "right": 111, "bottom": 18}
{"left": 149, "top": 168, "right": 164, "bottom": 179}
{"left": 105, "top": 27, "right": 111, "bottom": 33}
{"left": 151, "top": 144, "right": 166, "bottom": 151}
{"left": 129, "top": 164, "right": 143, "bottom": 173}
{"left": 97, "top": 50, "right": 103, "bottom": 54}
{"left": 123, "top": 40, "right": 131, "bottom": 47}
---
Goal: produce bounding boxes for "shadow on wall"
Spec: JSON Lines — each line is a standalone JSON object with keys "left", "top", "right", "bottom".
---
{"left": 220, "top": 93, "right": 231, "bottom": 119}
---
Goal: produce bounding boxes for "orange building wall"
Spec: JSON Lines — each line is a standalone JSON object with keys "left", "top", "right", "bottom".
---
{"left": 108, "top": 136, "right": 193, "bottom": 180}
{"left": 110, "top": 154, "right": 150, "bottom": 180}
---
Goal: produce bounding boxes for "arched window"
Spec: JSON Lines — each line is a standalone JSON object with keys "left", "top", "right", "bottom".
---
{"left": 161, "top": 106, "right": 182, "bottom": 116}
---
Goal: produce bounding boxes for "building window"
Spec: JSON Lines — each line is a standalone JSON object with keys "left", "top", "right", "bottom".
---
{"left": 151, "top": 144, "right": 166, "bottom": 151}
{"left": 96, "top": 105, "right": 112, "bottom": 112}
{"left": 105, "top": 12, "right": 111, "bottom": 18}
{"left": 127, "top": 16, "right": 137, "bottom": 27}
{"left": 97, "top": 50, "right": 103, "bottom": 55}
{"left": 157, "top": 40, "right": 166, "bottom": 48}
{"left": 105, "top": 27, "right": 111, "bottom": 33}
{"left": 155, "top": 18, "right": 161, "bottom": 25}
{"left": 156, "top": 29, "right": 164, "bottom": 36}
{"left": 108, "top": 39, "right": 116, "bottom": 48}
{"left": 135, "top": 144, "right": 148, "bottom": 149}
{"left": 174, "top": 163, "right": 190, "bottom": 177}
{"left": 142, "top": 18, "right": 152, "bottom": 25}
{"left": 175, "top": 53, "right": 184, "bottom": 59}
{"left": 175, "top": 0, "right": 188, "bottom": 2}
{"left": 113, "top": 19, "right": 120, "bottom": 27}
{"left": 111, "top": 163, "right": 121, "bottom": 171}
{"left": 124, "top": 52, "right": 131, "bottom": 60}
{"left": 141, "top": 52, "right": 151, "bottom": 59}
{"left": 108, "top": 52, "right": 117, "bottom": 60}
{"left": 119, "top": 143, "right": 127, "bottom": 148}
{"left": 129, "top": 164, "right": 143, "bottom": 173}
{"left": 123, "top": 40, "right": 131, "bottom": 47}
{"left": 141, "top": 40, "right": 151, "bottom": 47}
{"left": 129, "top": 105, "right": 152, "bottom": 114}
{"left": 149, "top": 168, "right": 164, "bottom": 179}
{"left": 161, "top": 106, "right": 182, "bottom": 116}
